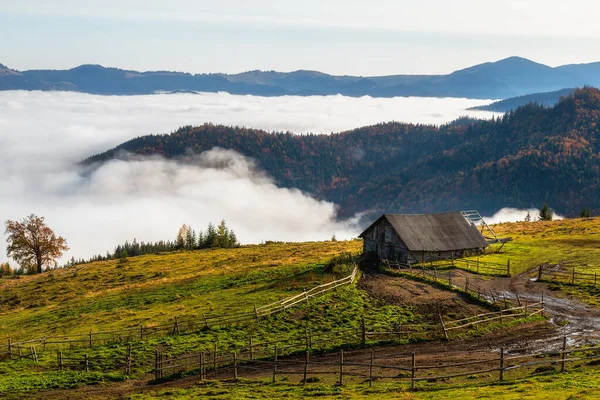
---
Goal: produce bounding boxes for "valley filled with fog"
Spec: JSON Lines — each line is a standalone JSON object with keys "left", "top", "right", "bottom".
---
{"left": 0, "top": 90, "right": 505, "bottom": 263}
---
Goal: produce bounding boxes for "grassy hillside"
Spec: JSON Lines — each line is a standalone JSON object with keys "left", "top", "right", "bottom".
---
{"left": 0, "top": 241, "right": 362, "bottom": 340}
{"left": 475, "top": 217, "right": 600, "bottom": 275}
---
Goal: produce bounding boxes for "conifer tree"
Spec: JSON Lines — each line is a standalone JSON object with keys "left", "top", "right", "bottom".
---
{"left": 538, "top": 204, "right": 553, "bottom": 221}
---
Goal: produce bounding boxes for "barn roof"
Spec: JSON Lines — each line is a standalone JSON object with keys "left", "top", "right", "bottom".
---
{"left": 359, "top": 212, "right": 489, "bottom": 252}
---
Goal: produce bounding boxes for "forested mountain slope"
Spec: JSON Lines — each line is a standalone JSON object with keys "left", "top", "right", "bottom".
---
{"left": 86, "top": 88, "right": 600, "bottom": 219}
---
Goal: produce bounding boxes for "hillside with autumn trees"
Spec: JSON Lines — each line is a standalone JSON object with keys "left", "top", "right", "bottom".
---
{"left": 85, "top": 87, "right": 600, "bottom": 219}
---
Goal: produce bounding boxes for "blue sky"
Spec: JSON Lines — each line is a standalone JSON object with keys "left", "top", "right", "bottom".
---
{"left": 1, "top": 0, "right": 600, "bottom": 75}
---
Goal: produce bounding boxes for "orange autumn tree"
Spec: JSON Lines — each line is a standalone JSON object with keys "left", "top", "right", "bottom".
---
{"left": 5, "top": 214, "right": 69, "bottom": 274}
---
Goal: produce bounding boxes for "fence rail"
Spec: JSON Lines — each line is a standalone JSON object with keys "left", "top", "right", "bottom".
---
{"left": 0, "top": 265, "right": 358, "bottom": 361}
{"left": 537, "top": 263, "right": 600, "bottom": 286}
{"left": 155, "top": 334, "right": 600, "bottom": 389}
{"left": 383, "top": 260, "right": 515, "bottom": 307}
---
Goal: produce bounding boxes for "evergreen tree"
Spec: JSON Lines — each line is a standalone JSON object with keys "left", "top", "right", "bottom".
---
{"left": 216, "top": 220, "right": 229, "bottom": 248}
{"left": 580, "top": 208, "right": 592, "bottom": 218}
{"left": 185, "top": 227, "right": 196, "bottom": 250}
{"left": 538, "top": 204, "right": 553, "bottom": 221}
{"left": 228, "top": 229, "right": 239, "bottom": 248}
{"left": 524, "top": 212, "right": 532, "bottom": 222}
{"left": 205, "top": 223, "right": 217, "bottom": 248}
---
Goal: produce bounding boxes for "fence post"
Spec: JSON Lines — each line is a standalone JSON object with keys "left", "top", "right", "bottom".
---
{"left": 200, "top": 352, "right": 205, "bottom": 380}
{"left": 249, "top": 335, "right": 254, "bottom": 360}
{"left": 43, "top": 337, "right": 47, "bottom": 351}
{"left": 254, "top": 305, "right": 259, "bottom": 320}
{"left": 439, "top": 313, "right": 448, "bottom": 340}
{"left": 561, "top": 336, "right": 567, "bottom": 373}
{"left": 572, "top": 268, "right": 575, "bottom": 284}
{"left": 18, "top": 344, "right": 22, "bottom": 359}
{"left": 369, "top": 350, "right": 374, "bottom": 388}
{"left": 499, "top": 347, "right": 504, "bottom": 381}
{"left": 451, "top": 252, "right": 454, "bottom": 267}
{"left": 84, "top": 353, "right": 89, "bottom": 372}
{"left": 541, "top": 292, "right": 545, "bottom": 316}
{"left": 500, "top": 310, "right": 504, "bottom": 324}
{"left": 465, "top": 276, "right": 469, "bottom": 292}
{"left": 203, "top": 314, "right": 209, "bottom": 329}
{"left": 538, "top": 264, "right": 543, "bottom": 281}
{"left": 140, "top": 325, "right": 144, "bottom": 340}
{"left": 338, "top": 350, "right": 344, "bottom": 385}
{"left": 233, "top": 351, "right": 238, "bottom": 380}
{"left": 126, "top": 344, "right": 132, "bottom": 374}
{"left": 303, "top": 351, "right": 309, "bottom": 384}
{"left": 7, "top": 339, "right": 11, "bottom": 359}
{"left": 410, "top": 352, "right": 416, "bottom": 391}
{"left": 361, "top": 318, "right": 366, "bottom": 345}
{"left": 89, "top": 331, "right": 93, "bottom": 347}
{"left": 448, "top": 272, "right": 452, "bottom": 287}
{"left": 173, "top": 316, "right": 179, "bottom": 335}
{"left": 213, "top": 343, "right": 218, "bottom": 371}
{"left": 507, "top": 260, "right": 511, "bottom": 276}
{"left": 154, "top": 349, "right": 160, "bottom": 379}
{"left": 272, "top": 346, "right": 278, "bottom": 383}
{"left": 58, "top": 350, "right": 63, "bottom": 371}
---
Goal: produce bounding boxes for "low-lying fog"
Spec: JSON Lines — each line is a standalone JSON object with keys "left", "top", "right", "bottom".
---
{"left": 0, "top": 90, "right": 509, "bottom": 264}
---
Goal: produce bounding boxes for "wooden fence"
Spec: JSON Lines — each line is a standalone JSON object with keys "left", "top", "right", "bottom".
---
{"left": 0, "top": 266, "right": 358, "bottom": 361}
{"left": 537, "top": 263, "right": 600, "bottom": 286}
{"left": 383, "top": 260, "right": 513, "bottom": 307}
{"left": 57, "top": 345, "right": 132, "bottom": 374}
{"left": 154, "top": 335, "right": 600, "bottom": 389}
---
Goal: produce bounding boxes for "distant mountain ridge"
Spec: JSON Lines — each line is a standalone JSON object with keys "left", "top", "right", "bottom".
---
{"left": 470, "top": 88, "right": 575, "bottom": 112}
{"left": 3, "top": 57, "right": 600, "bottom": 99}
{"left": 85, "top": 88, "right": 600, "bottom": 219}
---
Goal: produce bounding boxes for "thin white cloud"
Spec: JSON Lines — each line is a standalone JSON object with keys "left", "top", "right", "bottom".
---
{"left": 0, "top": 90, "right": 496, "bottom": 265}
{"left": 483, "top": 207, "right": 564, "bottom": 225}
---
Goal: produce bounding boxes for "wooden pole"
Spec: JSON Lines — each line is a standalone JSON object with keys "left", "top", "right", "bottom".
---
{"left": 515, "top": 293, "right": 522, "bottom": 307}
{"left": 58, "top": 350, "right": 63, "bottom": 371}
{"left": 154, "top": 349, "right": 159, "bottom": 379}
{"left": 500, "top": 310, "right": 503, "bottom": 324}
{"left": 201, "top": 352, "right": 205, "bottom": 380}
{"left": 254, "top": 305, "right": 259, "bottom": 320}
{"left": 361, "top": 318, "right": 366, "bottom": 345}
{"left": 439, "top": 313, "right": 448, "bottom": 340}
{"left": 7, "top": 339, "right": 11, "bottom": 359}
{"left": 507, "top": 260, "right": 511, "bottom": 276}
{"left": 465, "top": 276, "right": 469, "bottom": 292}
{"left": 18, "top": 344, "right": 22, "bottom": 359}
{"left": 126, "top": 344, "right": 132, "bottom": 374}
{"left": 499, "top": 347, "right": 504, "bottom": 381}
{"left": 140, "top": 325, "right": 144, "bottom": 340}
{"left": 43, "top": 337, "right": 47, "bottom": 351}
{"left": 233, "top": 351, "right": 238, "bottom": 380}
{"left": 451, "top": 252, "right": 455, "bottom": 267}
{"left": 203, "top": 314, "right": 209, "bottom": 329}
{"left": 89, "top": 331, "right": 93, "bottom": 347}
{"left": 561, "top": 336, "right": 567, "bottom": 373}
{"left": 369, "top": 350, "right": 374, "bottom": 388}
{"left": 538, "top": 264, "right": 543, "bottom": 281}
{"left": 303, "top": 351, "right": 309, "bottom": 384}
{"left": 410, "top": 352, "right": 416, "bottom": 391}
{"left": 173, "top": 316, "right": 179, "bottom": 335}
{"left": 85, "top": 353, "right": 89, "bottom": 372}
{"left": 572, "top": 268, "right": 575, "bottom": 284}
{"left": 272, "top": 346, "right": 278, "bottom": 383}
{"left": 249, "top": 335, "right": 254, "bottom": 360}
{"left": 339, "top": 350, "right": 344, "bottom": 385}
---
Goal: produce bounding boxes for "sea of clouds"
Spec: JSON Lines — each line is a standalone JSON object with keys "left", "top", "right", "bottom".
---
{"left": 0, "top": 90, "right": 504, "bottom": 264}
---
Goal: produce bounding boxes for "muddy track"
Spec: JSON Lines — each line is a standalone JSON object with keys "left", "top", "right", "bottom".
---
{"left": 450, "top": 268, "right": 600, "bottom": 350}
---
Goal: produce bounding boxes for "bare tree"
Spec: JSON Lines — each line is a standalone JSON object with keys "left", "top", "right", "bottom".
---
{"left": 5, "top": 214, "right": 69, "bottom": 274}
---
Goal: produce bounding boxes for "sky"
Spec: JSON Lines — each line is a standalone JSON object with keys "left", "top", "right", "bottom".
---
{"left": 0, "top": 90, "right": 502, "bottom": 264}
{"left": 1, "top": 0, "right": 600, "bottom": 75}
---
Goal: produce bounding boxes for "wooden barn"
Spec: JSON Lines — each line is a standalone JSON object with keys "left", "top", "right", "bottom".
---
{"left": 359, "top": 211, "right": 491, "bottom": 264}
